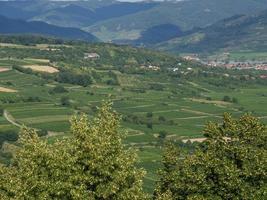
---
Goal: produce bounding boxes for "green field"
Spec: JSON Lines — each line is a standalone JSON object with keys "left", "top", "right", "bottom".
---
{"left": 0, "top": 40, "right": 266, "bottom": 193}
{"left": 229, "top": 51, "right": 267, "bottom": 61}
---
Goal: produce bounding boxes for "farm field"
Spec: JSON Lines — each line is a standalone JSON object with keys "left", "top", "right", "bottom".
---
{"left": 0, "top": 38, "right": 266, "bottom": 193}
{"left": 206, "top": 51, "right": 267, "bottom": 63}
{"left": 229, "top": 51, "right": 267, "bottom": 61}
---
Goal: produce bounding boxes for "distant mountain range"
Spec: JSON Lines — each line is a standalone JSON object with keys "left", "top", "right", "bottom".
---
{"left": 155, "top": 9, "right": 267, "bottom": 54}
{"left": 85, "top": 0, "right": 267, "bottom": 41}
{"left": 1, "top": 0, "right": 267, "bottom": 54}
{"left": 0, "top": 15, "right": 98, "bottom": 42}
{"left": 1, "top": 0, "right": 267, "bottom": 43}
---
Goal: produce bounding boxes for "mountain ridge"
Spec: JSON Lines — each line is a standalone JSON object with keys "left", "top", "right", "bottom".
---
{"left": 155, "top": 9, "right": 267, "bottom": 53}
{"left": 0, "top": 15, "right": 98, "bottom": 42}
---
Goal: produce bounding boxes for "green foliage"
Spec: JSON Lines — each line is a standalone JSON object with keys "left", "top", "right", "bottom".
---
{"left": 49, "top": 85, "right": 68, "bottom": 94}
{"left": 155, "top": 113, "right": 267, "bottom": 199}
{"left": 56, "top": 70, "right": 93, "bottom": 87}
{"left": 146, "top": 112, "right": 153, "bottom": 118}
{"left": 0, "top": 107, "right": 3, "bottom": 116}
{"left": 0, "top": 130, "right": 18, "bottom": 147}
{"left": 0, "top": 35, "right": 64, "bottom": 46}
{"left": 222, "top": 95, "right": 231, "bottom": 102}
{"left": 60, "top": 96, "right": 71, "bottom": 106}
{"left": 0, "top": 102, "right": 148, "bottom": 199}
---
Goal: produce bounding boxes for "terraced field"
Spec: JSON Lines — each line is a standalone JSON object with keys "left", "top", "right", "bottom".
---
{"left": 0, "top": 41, "right": 266, "bottom": 192}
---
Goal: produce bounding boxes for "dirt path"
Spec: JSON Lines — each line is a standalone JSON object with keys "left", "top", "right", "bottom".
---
{"left": 182, "top": 138, "right": 207, "bottom": 143}
{"left": 175, "top": 115, "right": 221, "bottom": 120}
{"left": 3, "top": 110, "right": 22, "bottom": 128}
{"left": 181, "top": 108, "right": 214, "bottom": 116}
{"left": 4, "top": 110, "right": 64, "bottom": 137}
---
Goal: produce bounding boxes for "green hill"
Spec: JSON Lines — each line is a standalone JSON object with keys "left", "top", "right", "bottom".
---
{"left": 0, "top": 35, "right": 267, "bottom": 192}
{"left": 156, "top": 9, "right": 267, "bottom": 54}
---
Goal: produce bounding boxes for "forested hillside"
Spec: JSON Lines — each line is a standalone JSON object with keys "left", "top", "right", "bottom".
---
{"left": 0, "top": 15, "right": 98, "bottom": 42}
{"left": 87, "top": 0, "right": 267, "bottom": 41}
{"left": 157, "top": 9, "right": 267, "bottom": 54}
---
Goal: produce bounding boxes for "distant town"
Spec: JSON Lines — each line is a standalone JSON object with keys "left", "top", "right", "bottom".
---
{"left": 182, "top": 54, "right": 267, "bottom": 71}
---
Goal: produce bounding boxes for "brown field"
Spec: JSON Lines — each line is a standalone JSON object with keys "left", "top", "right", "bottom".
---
{"left": 22, "top": 65, "right": 59, "bottom": 73}
{"left": 185, "top": 98, "right": 232, "bottom": 106}
{"left": 0, "top": 67, "right": 10, "bottom": 73}
{"left": 0, "top": 87, "right": 17, "bottom": 93}
{"left": 182, "top": 138, "right": 207, "bottom": 143}
{"left": 23, "top": 58, "right": 50, "bottom": 63}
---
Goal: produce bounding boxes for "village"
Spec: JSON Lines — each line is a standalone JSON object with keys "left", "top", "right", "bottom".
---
{"left": 182, "top": 55, "right": 267, "bottom": 71}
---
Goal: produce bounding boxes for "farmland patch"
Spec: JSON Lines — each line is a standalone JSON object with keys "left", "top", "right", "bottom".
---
{"left": 0, "top": 87, "right": 17, "bottom": 93}
{"left": 22, "top": 65, "right": 59, "bottom": 73}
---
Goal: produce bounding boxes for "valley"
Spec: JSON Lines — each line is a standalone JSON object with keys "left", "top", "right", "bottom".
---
{"left": 0, "top": 0, "right": 266, "bottom": 198}
{"left": 0, "top": 36, "right": 266, "bottom": 192}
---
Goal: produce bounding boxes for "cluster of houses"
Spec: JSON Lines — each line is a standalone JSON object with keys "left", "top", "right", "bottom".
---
{"left": 206, "top": 61, "right": 267, "bottom": 70}
{"left": 140, "top": 65, "right": 161, "bottom": 71}
{"left": 260, "top": 75, "right": 267, "bottom": 79}
{"left": 182, "top": 55, "right": 200, "bottom": 62}
{"left": 182, "top": 53, "right": 267, "bottom": 71}
{"left": 84, "top": 53, "right": 100, "bottom": 59}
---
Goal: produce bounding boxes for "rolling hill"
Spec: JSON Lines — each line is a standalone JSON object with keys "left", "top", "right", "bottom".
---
{"left": 156, "top": 9, "right": 267, "bottom": 54}
{"left": 0, "top": 34, "right": 267, "bottom": 192}
{"left": 1, "top": 0, "right": 267, "bottom": 43}
{"left": 0, "top": 15, "right": 98, "bottom": 42}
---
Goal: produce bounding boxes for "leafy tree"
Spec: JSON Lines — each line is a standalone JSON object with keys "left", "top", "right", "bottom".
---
{"left": 147, "top": 122, "right": 153, "bottom": 129}
{"left": 146, "top": 112, "right": 153, "bottom": 118}
{"left": 232, "top": 97, "right": 238, "bottom": 104}
{"left": 0, "top": 106, "right": 3, "bottom": 116}
{"left": 0, "top": 130, "right": 18, "bottom": 147}
{"left": 158, "top": 131, "right": 167, "bottom": 140}
{"left": 60, "top": 96, "right": 70, "bottom": 106}
{"left": 222, "top": 95, "right": 231, "bottom": 102}
{"left": 50, "top": 85, "right": 68, "bottom": 94}
{"left": 158, "top": 116, "right": 166, "bottom": 122}
{"left": 154, "top": 113, "right": 267, "bottom": 199}
{"left": 0, "top": 102, "right": 148, "bottom": 199}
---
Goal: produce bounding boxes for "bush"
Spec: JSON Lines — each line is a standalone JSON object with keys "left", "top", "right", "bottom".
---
{"left": 147, "top": 122, "right": 153, "bottom": 129}
{"left": 146, "top": 112, "right": 153, "bottom": 118}
{"left": 60, "top": 96, "right": 70, "bottom": 106}
{"left": 50, "top": 85, "right": 68, "bottom": 94}
{"left": 0, "top": 107, "right": 3, "bottom": 116}
{"left": 57, "top": 71, "right": 93, "bottom": 87}
{"left": 158, "top": 116, "right": 166, "bottom": 122}
{"left": 232, "top": 97, "right": 238, "bottom": 103}
{"left": 222, "top": 95, "right": 231, "bottom": 102}
{"left": 158, "top": 131, "right": 167, "bottom": 139}
{"left": 0, "top": 130, "right": 18, "bottom": 147}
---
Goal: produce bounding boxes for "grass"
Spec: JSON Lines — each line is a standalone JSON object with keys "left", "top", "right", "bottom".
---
{"left": 229, "top": 51, "right": 267, "bottom": 61}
